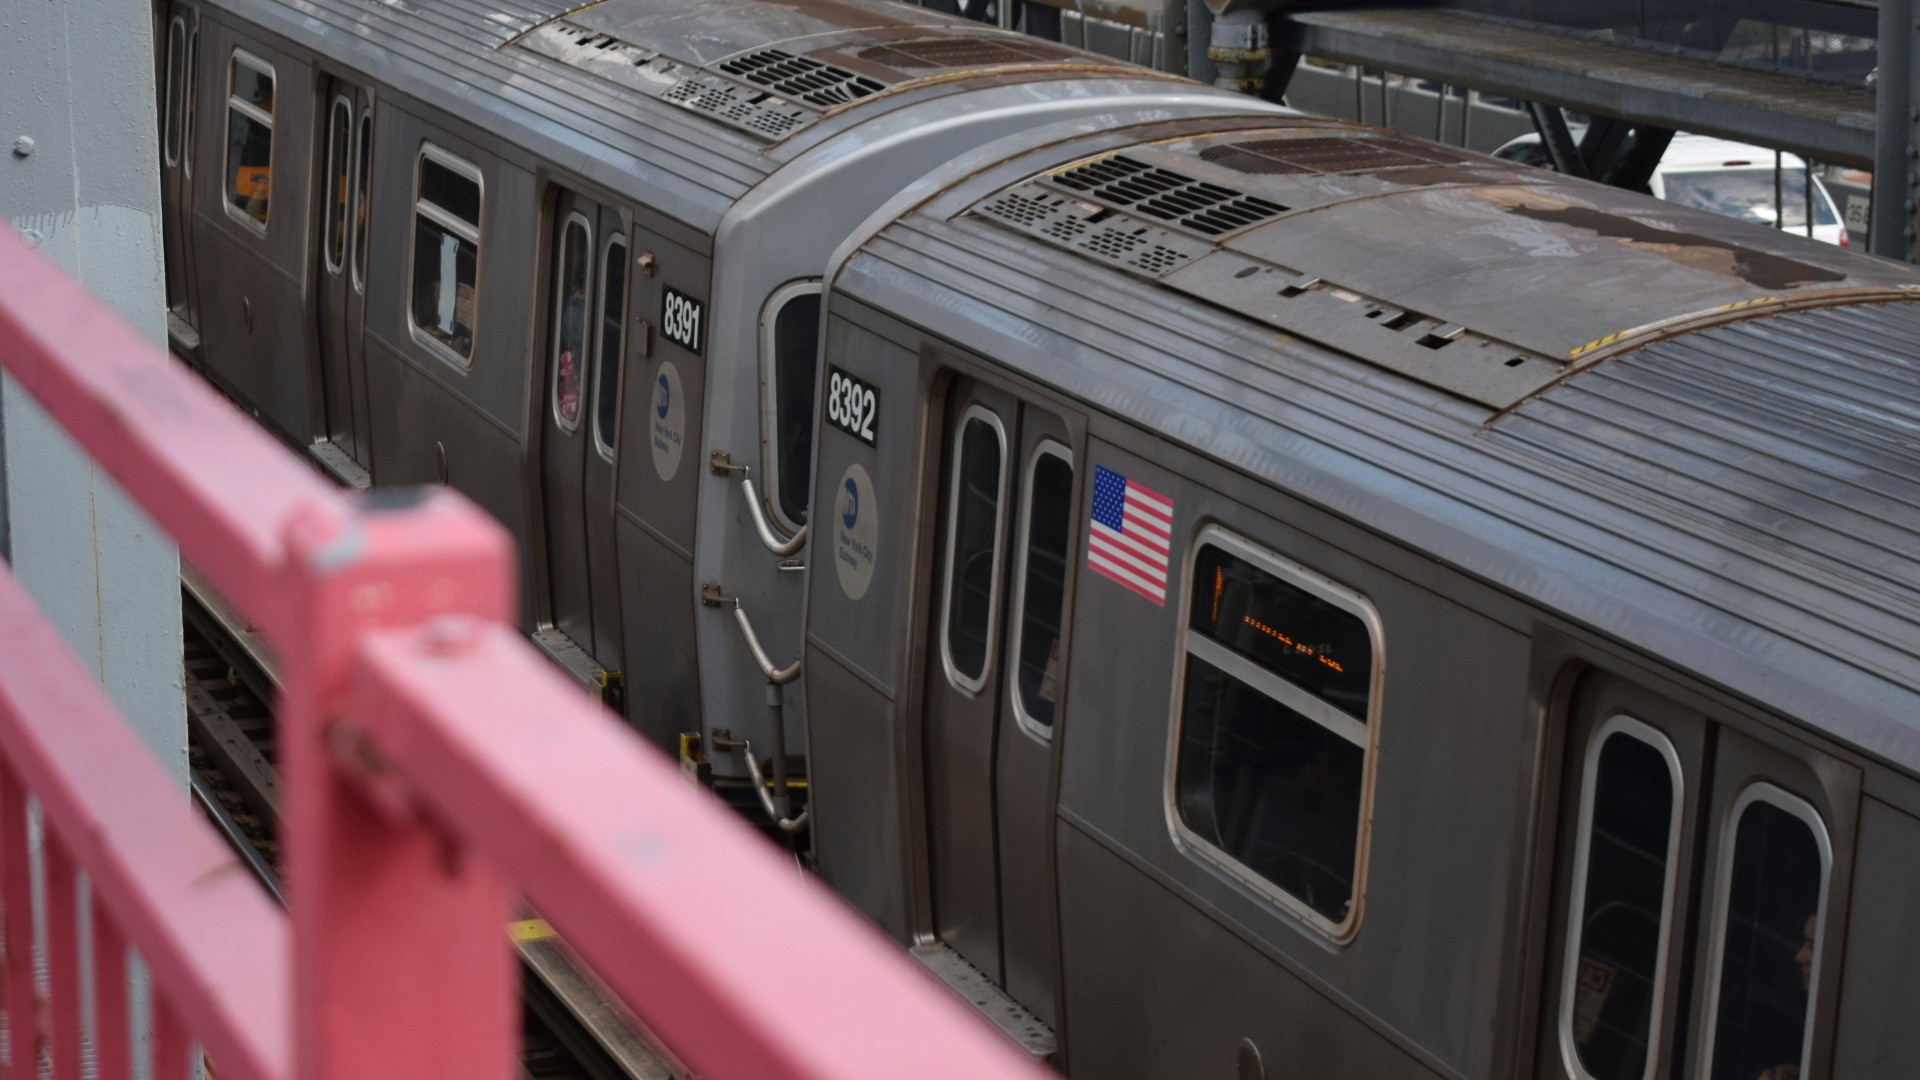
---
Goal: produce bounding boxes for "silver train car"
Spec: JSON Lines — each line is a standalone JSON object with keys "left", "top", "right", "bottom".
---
{"left": 805, "top": 113, "right": 1920, "bottom": 1076}
{"left": 144, "top": 0, "right": 1920, "bottom": 1076}
{"left": 148, "top": 0, "right": 1267, "bottom": 793}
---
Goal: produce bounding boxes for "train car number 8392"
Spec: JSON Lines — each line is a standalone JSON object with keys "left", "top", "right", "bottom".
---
{"left": 826, "top": 366, "right": 878, "bottom": 446}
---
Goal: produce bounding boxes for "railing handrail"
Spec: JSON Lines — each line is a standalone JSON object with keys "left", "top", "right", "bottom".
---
{"left": 0, "top": 221, "right": 1048, "bottom": 1078}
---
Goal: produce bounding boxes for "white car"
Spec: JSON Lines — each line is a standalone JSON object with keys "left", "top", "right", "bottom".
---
{"left": 1492, "top": 130, "right": 1849, "bottom": 246}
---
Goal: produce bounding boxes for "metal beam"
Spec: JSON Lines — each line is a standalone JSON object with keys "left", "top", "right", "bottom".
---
{"left": 1873, "top": 0, "right": 1915, "bottom": 259}
{"left": 1279, "top": 8, "right": 1878, "bottom": 167}
{"left": 1527, "top": 102, "right": 1590, "bottom": 179}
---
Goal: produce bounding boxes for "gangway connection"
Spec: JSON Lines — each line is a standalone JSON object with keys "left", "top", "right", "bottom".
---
{"left": 180, "top": 575, "right": 665, "bottom": 1080}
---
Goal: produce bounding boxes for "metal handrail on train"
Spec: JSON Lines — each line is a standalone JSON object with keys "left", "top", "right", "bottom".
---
{"left": 741, "top": 477, "right": 807, "bottom": 557}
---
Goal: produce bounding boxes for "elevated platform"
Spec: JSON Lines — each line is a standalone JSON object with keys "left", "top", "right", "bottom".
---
{"left": 1279, "top": 8, "right": 1878, "bottom": 165}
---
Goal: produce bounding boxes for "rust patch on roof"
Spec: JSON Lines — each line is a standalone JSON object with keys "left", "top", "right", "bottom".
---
{"left": 1503, "top": 203, "right": 1845, "bottom": 290}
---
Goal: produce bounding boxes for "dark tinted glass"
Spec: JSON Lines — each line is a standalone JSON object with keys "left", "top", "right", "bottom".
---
{"left": 224, "top": 111, "right": 272, "bottom": 225}
{"left": 551, "top": 219, "right": 590, "bottom": 427}
{"left": 325, "top": 100, "right": 350, "bottom": 268}
{"left": 420, "top": 157, "right": 479, "bottom": 227}
{"left": 1568, "top": 731, "right": 1675, "bottom": 1080}
{"left": 594, "top": 237, "right": 627, "bottom": 451}
{"left": 944, "top": 415, "right": 1003, "bottom": 684}
{"left": 352, "top": 112, "right": 372, "bottom": 284}
{"left": 411, "top": 216, "right": 477, "bottom": 359}
{"left": 1176, "top": 654, "right": 1365, "bottom": 923}
{"left": 164, "top": 21, "right": 185, "bottom": 163}
{"left": 1014, "top": 449, "right": 1072, "bottom": 728}
{"left": 231, "top": 58, "right": 273, "bottom": 113}
{"left": 772, "top": 293, "right": 821, "bottom": 526}
{"left": 1190, "top": 545, "right": 1372, "bottom": 718}
{"left": 184, "top": 31, "right": 198, "bottom": 169}
{"left": 1708, "top": 799, "right": 1823, "bottom": 1080}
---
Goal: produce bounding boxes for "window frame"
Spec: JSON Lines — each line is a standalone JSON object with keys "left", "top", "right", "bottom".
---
{"left": 1163, "top": 523, "right": 1385, "bottom": 942}
{"left": 349, "top": 104, "right": 372, "bottom": 293}
{"left": 591, "top": 230, "right": 630, "bottom": 461}
{"left": 220, "top": 47, "right": 276, "bottom": 235}
{"left": 758, "top": 279, "right": 824, "bottom": 538}
{"left": 405, "top": 142, "right": 484, "bottom": 368}
{"left": 1556, "top": 712, "right": 1686, "bottom": 1080}
{"left": 322, "top": 94, "right": 351, "bottom": 275}
{"left": 937, "top": 403, "right": 1010, "bottom": 697}
{"left": 1696, "top": 782, "right": 1832, "bottom": 1080}
{"left": 163, "top": 17, "right": 186, "bottom": 168}
{"left": 546, "top": 210, "right": 593, "bottom": 433}
{"left": 1005, "top": 438, "right": 1073, "bottom": 741}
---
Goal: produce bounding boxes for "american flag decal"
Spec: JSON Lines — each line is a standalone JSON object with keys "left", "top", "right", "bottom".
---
{"left": 1087, "top": 465, "right": 1173, "bottom": 605}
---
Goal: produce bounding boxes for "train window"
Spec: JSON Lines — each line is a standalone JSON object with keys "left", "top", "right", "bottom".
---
{"left": 939, "top": 407, "right": 1007, "bottom": 693}
{"left": 592, "top": 233, "right": 628, "bottom": 458}
{"left": 1008, "top": 441, "right": 1073, "bottom": 736}
{"left": 409, "top": 145, "right": 482, "bottom": 364}
{"left": 1559, "top": 716, "right": 1683, "bottom": 1080}
{"left": 184, "top": 28, "right": 199, "bottom": 178}
{"left": 350, "top": 109, "right": 372, "bottom": 291}
{"left": 1172, "top": 530, "right": 1380, "bottom": 938}
{"left": 223, "top": 51, "right": 275, "bottom": 231}
{"left": 163, "top": 19, "right": 185, "bottom": 168}
{"left": 760, "top": 283, "right": 822, "bottom": 533}
{"left": 549, "top": 214, "right": 591, "bottom": 431}
{"left": 323, "top": 97, "right": 350, "bottom": 274}
{"left": 1703, "top": 786, "right": 1830, "bottom": 1080}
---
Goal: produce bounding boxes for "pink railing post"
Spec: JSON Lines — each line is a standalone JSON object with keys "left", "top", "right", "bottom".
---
{"left": 267, "top": 496, "right": 519, "bottom": 1080}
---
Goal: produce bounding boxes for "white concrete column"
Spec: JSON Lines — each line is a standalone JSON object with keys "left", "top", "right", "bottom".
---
{"left": 0, "top": 1, "right": 186, "bottom": 785}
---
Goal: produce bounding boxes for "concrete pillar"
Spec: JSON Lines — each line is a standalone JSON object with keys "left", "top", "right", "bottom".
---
{"left": 0, "top": 2, "right": 186, "bottom": 785}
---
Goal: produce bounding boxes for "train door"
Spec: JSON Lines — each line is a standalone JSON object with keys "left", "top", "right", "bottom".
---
{"left": 1539, "top": 669, "right": 1855, "bottom": 1080}
{"left": 538, "top": 191, "right": 627, "bottom": 681}
{"left": 158, "top": 3, "right": 201, "bottom": 343}
{"left": 313, "top": 76, "right": 373, "bottom": 480}
{"left": 921, "top": 376, "right": 1076, "bottom": 1028}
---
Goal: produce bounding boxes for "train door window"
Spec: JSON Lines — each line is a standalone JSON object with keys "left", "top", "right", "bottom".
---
{"left": 408, "top": 145, "right": 482, "bottom": 364}
{"left": 760, "top": 283, "right": 822, "bottom": 533}
{"left": 1007, "top": 441, "right": 1072, "bottom": 735}
{"left": 1702, "top": 786, "right": 1830, "bottom": 1080}
{"left": 591, "top": 233, "right": 628, "bottom": 458}
{"left": 1559, "top": 715, "right": 1684, "bottom": 1080}
{"left": 223, "top": 50, "right": 275, "bottom": 230}
{"left": 350, "top": 108, "right": 372, "bottom": 291}
{"left": 939, "top": 406, "right": 1008, "bottom": 693}
{"left": 322, "top": 97, "right": 350, "bottom": 274}
{"left": 549, "top": 214, "right": 591, "bottom": 431}
{"left": 1172, "top": 529, "right": 1380, "bottom": 938}
{"left": 183, "top": 26, "right": 199, "bottom": 178}
{"left": 163, "top": 18, "right": 186, "bottom": 167}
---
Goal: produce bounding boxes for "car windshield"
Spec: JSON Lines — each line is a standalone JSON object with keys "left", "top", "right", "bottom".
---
{"left": 1660, "top": 167, "right": 1838, "bottom": 228}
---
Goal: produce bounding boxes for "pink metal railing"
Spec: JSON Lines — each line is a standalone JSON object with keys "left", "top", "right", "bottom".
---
{"left": 0, "top": 223, "right": 1050, "bottom": 1079}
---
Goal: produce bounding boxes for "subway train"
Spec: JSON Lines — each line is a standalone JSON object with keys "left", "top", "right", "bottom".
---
{"left": 143, "top": 0, "right": 1920, "bottom": 1077}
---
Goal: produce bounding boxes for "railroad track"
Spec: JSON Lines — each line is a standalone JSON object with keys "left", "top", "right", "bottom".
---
{"left": 181, "top": 584, "right": 637, "bottom": 1080}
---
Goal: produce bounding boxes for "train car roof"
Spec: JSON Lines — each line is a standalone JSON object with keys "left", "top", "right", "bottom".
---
{"left": 212, "top": 0, "right": 1171, "bottom": 233}
{"left": 833, "top": 113, "right": 1920, "bottom": 772}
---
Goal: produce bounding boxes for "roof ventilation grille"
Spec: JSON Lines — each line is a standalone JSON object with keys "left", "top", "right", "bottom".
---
{"left": 1050, "top": 155, "right": 1287, "bottom": 237}
{"left": 1199, "top": 136, "right": 1467, "bottom": 176}
{"left": 661, "top": 76, "right": 807, "bottom": 140}
{"left": 974, "top": 188, "right": 1209, "bottom": 278}
{"left": 856, "top": 37, "right": 1074, "bottom": 69}
{"left": 718, "top": 48, "right": 887, "bottom": 108}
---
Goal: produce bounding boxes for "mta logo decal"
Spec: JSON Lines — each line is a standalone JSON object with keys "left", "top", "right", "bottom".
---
{"left": 655, "top": 373, "right": 670, "bottom": 418}
{"left": 841, "top": 478, "right": 859, "bottom": 529}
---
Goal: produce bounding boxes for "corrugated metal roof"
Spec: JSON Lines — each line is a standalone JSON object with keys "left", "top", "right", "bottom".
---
{"left": 836, "top": 130, "right": 1920, "bottom": 772}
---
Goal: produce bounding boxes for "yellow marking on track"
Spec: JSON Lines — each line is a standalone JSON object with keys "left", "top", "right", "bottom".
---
{"left": 1716, "top": 296, "right": 1780, "bottom": 311}
{"left": 508, "top": 918, "right": 554, "bottom": 943}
